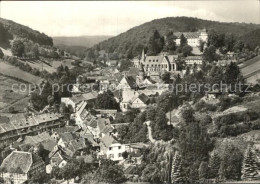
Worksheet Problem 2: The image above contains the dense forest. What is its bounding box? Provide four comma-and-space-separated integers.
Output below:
0, 18, 53, 48
91, 17, 260, 57
240, 29, 260, 50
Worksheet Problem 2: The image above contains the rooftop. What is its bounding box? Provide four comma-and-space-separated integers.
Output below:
0, 151, 43, 174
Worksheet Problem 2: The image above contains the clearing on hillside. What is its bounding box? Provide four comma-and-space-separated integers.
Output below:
0, 75, 30, 112
0, 61, 43, 84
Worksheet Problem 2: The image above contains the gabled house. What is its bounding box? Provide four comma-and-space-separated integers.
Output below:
98, 134, 130, 161
120, 90, 149, 112
0, 151, 45, 184
49, 150, 67, 169
131, 93, 149, 110
117, 75, 138, 90
61, 92, 98, 112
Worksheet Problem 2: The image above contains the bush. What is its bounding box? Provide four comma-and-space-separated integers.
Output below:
250, 119, 260, 130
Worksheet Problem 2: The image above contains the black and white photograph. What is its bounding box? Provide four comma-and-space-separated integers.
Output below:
0, 1, 260, 183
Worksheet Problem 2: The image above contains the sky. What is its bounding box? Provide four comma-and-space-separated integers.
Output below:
0, 1, 259, 37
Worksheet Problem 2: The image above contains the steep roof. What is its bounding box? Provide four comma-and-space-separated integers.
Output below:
100, 125, 114, 135
70, 94, 87, 104
0, 151, 42, 174
137, 93, 149, 104
128, 67, 139, 77
124, 76, 138, 89
113, 90, 122, 100
174, 32, 200, 39
82, 91, 98, 101
54, 126, 77, 134
100, 134, 118, 148
66, 138, 86, 156
186, 56, 203, 60
59, 132, 75, 143
0, 113, 61, 134
87, 118, 98, 128
23, 132, 52, 144
165, 55, 178, 63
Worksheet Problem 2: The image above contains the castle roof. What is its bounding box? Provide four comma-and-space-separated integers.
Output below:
174, 32, 200, 39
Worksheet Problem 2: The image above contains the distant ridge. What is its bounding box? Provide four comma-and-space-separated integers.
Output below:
53, 35, 112, 48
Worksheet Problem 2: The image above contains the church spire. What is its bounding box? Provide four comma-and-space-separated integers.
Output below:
141, 49, 145, 61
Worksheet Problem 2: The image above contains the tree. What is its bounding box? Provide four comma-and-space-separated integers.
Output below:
28, 172, 50, 184
178, 106, 214, 179
163, 31, 176, 52
119, 59, 133, 72
203, 45, 218, 62
96, 159, 126, 183
225, 62, 241, 84
161, 72, 171, 84
0, 49, 4, 58
209, 152, 220, 179
180, 34, 187, 49
199, 161, 208, 180
95, 91, 119, 110
233, 40, 244, 52
147, 30, 164, 55
157, 91, 178, 112
32, 44, 39, 59
11, 39, 25, 57
151, 108, 174, 141
220, 144, 243, 180
199, 41, 205, 52
241, 145, 258, 181
224, 34, 235, 52
171, 151, 185, 183
47, 95, 55, 106
8, 107, 15, 113
122, 151, 129, 159
207, 30, 219, 47
182, 45, 193, 57
207, 65, 223, 85
87, 49, 95, 62
59, 102, 68, 114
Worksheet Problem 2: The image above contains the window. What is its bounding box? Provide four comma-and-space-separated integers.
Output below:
119, 153, 122, 157
109, 147, 112, 151
118, 146, 121, 149
149, 60, 151, 62
153, 60, 155, 62
109, 154, 114, 158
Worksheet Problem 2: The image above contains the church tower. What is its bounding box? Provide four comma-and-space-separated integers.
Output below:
141, 49, 146, 62
138, 63, 145, 81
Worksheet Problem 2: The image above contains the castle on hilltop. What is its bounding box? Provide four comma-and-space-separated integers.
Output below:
174, 29, 208, 47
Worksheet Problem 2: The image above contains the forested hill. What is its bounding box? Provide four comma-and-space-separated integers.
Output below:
0, 18, 53, 48
91, 16, 260, 56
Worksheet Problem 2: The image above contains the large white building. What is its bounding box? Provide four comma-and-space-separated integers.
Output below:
174, 29, 208, 47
